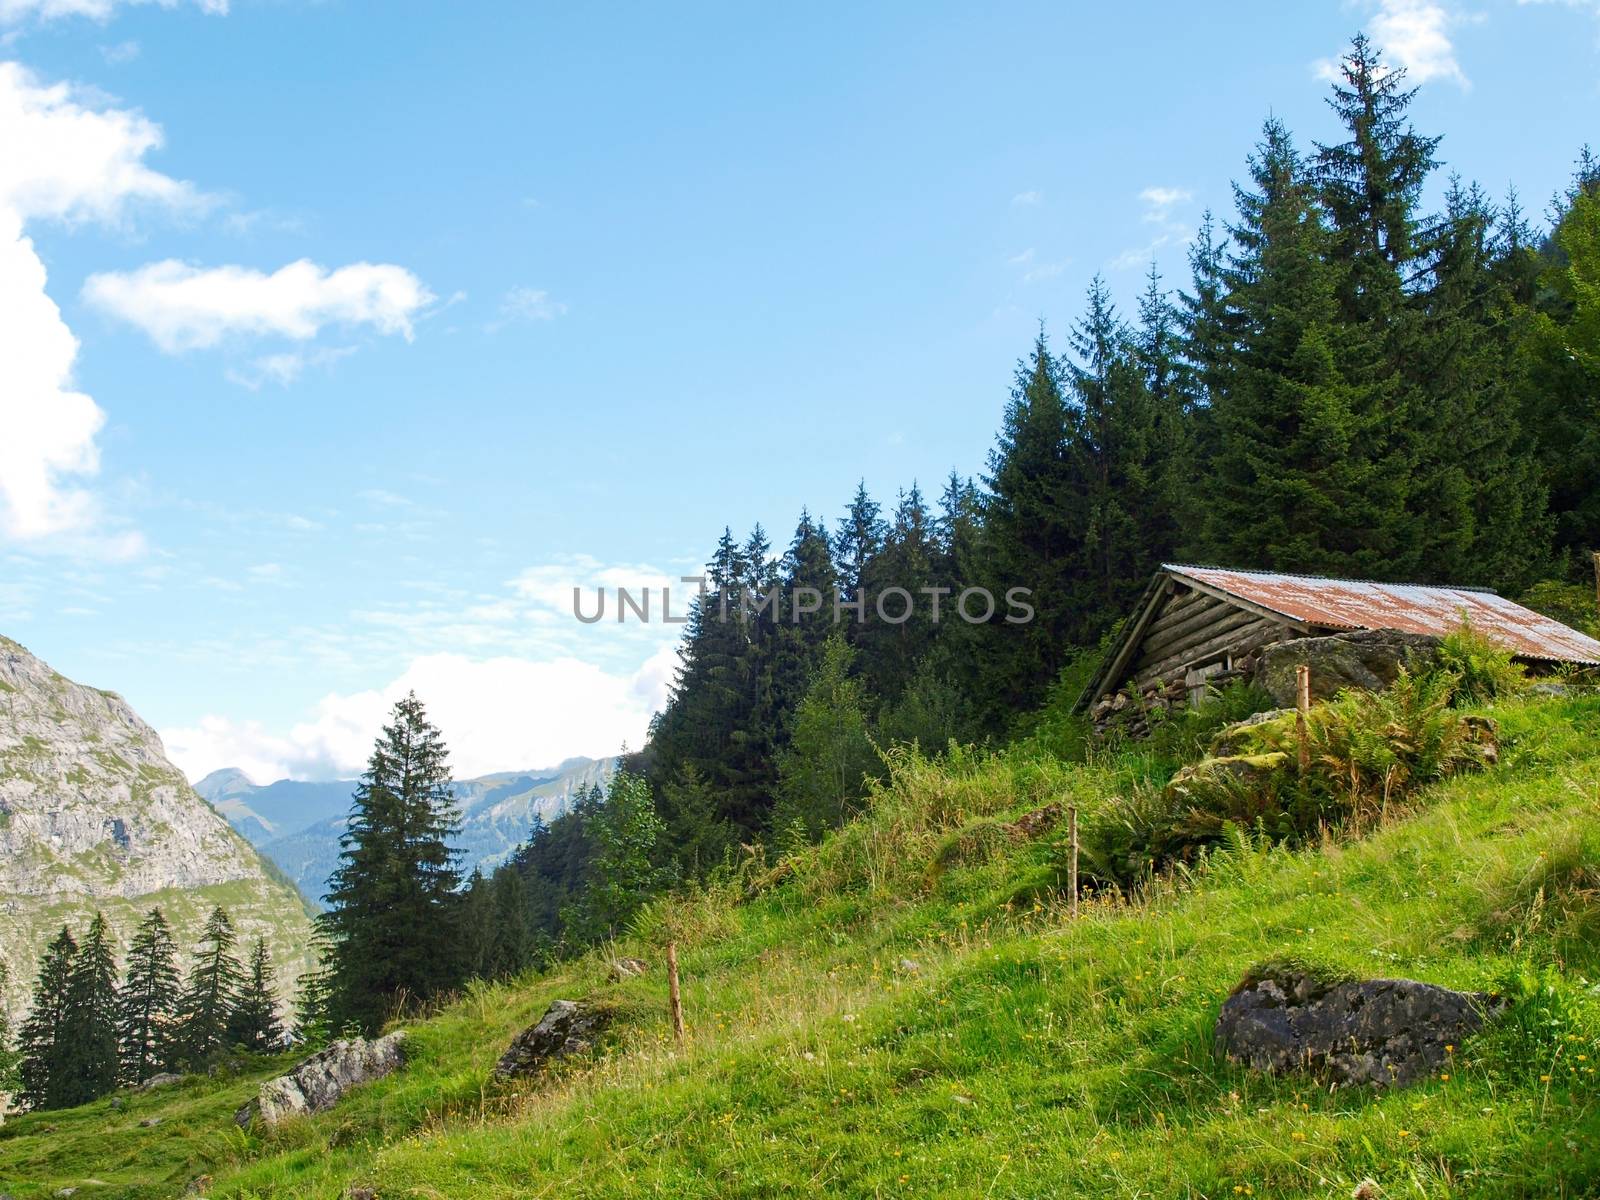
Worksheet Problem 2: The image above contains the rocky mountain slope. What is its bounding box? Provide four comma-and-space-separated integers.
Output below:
232, 757, 614, 907
0, 636, 315, 1024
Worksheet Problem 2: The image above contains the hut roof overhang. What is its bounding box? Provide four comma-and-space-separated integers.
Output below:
1074, 564, 1600, 713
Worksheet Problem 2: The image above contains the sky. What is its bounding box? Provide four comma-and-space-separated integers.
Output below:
1, 0, 1596, 785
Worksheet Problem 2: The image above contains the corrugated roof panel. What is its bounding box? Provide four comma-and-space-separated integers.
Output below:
1166, 565, 1600, 665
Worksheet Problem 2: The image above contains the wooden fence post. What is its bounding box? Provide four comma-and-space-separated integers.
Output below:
1296, 664, 1311, 776
667, 940, 685, 1048
1068, 805, 1079, 920
1592, 551, 1599, 608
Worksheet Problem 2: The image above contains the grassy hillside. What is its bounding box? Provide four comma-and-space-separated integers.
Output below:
4, 693, 1599, 1198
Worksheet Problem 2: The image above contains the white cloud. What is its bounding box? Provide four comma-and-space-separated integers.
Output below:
83, 258, 435, 352
487, 285, 566, 331
0, 61, 201, 554
1010, 189, 1043, 206
1371, 0, 1469, 86
1111, 185, 1194, 272
225, 344, 357, 390
98, 39, 139, 63
164, 646, 676, 781
1006, 246, 1070, 284
1139, 186, 1192, 215
1315, 1, 1469, 88
0, 0, 225, 22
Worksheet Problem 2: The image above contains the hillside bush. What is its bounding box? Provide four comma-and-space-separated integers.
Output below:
1436, 621, 1529, 704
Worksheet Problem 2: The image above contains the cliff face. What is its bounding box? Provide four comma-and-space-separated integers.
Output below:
0, 636, 315, 1023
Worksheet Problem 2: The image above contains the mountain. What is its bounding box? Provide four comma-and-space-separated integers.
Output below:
0, 637, 316, 1025
193, 769, 353, 847
212, 757, 616, 907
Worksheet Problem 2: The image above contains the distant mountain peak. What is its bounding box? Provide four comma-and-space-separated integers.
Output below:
194, 766, 260, 800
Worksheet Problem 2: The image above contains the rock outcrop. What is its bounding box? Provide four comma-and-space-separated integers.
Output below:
1216, 964, 1501, 1087
235, 1032, 408, 1128
0, 636, 315, 1023
1255, 630, 1442, 708
494, 1000, 611, 1078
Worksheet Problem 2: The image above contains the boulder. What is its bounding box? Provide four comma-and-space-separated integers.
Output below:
1255, 629, 1442, 707
494, 1000, 611, 1079
1207, 709, 1295, 758
1008, 802, 1064, 840
607, 957, 650, 981
1216, 963, 1501, 1087
1165, 752, 1289, 805
139, 1072, 182, 1091
234, 1031, 407, 1129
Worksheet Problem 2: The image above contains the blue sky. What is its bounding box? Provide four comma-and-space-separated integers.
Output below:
1, 0, 1596, 782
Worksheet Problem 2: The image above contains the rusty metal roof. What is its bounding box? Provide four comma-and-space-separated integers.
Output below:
1167, 565, 1600, 665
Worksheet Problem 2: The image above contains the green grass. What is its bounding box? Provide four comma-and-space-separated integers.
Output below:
5, 695, 1600, 1198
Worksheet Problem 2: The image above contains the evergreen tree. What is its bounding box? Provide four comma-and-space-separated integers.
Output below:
458, 868, 496, 981
320, 692, 464, 1033
18, 926, 77, 1110
0, 961, 19, 1099
118, 908, 180, 1084
487, 865, 534, 979
58, 912, 121, 1106
1199, 118, 1404, 575
1520, 179, 1600, 576
833, 481, 887, 605
227, 939, 283, 1053
857, 483, 938, 704
1062, 275, 1173, 635
772, 637, 879, 841
292, 954, 335, 1047
977, 329, 1074, 721
566, 769, 668, 942
175, 906, 244, 1067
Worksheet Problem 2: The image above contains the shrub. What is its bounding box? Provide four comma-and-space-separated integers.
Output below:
1436, 620, 1529, 705
1082, 668, 1494, 887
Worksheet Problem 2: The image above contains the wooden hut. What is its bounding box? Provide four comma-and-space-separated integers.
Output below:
1076, 564, 1600, 724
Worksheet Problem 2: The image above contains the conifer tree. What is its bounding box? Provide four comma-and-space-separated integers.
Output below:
227, 938, 283, 1052
487, 865, 533, 979
18, 926, 76, 1110
176, 906, 244, 1067
0, 961, 19, 1099
977, 329, 1074, 720
772, 637, 879, 841
857, 484, 938, 704
566, 769, 668, 942
1062, 275, 1172, 635
1200, 118, 1403, 575
320, 692, 464, 1033
833, 481, 887, 605
118, 908, 180, 1083
57, 912, 121, 1106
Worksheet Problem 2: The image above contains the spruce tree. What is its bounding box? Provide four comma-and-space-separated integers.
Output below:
118, 908, 180, 1083
1200, 118, 1404, 576
18, 926, 76, 1110
175, 906, 244, 1066
320, 692, 464, 1032
772, 637, 879, 841
487, 866, 533, 979
977, 329, 1075, 720
0, 961, 19, 1099
566, 769, 668, 942
54, 912, 120, 1106
227, 939, 283, 1053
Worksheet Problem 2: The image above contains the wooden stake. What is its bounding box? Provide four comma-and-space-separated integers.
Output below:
666, 940, 685, 1048
1296, 664, 1311, 776
1592, 551, 1600, 608
1068, 805, 1079, 920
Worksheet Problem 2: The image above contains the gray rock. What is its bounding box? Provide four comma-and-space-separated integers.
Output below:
494, 1000, 611, 1079
1207, 708, 1294, 757
1216, 964, 1501, 1087
109, 1096, 125, 1110
140, 1117, 162, 1128
140, 1072, 183, 1091
607, 957, 650, 980
1255, 629, 1442, 708
235, 1031, 407, 1129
